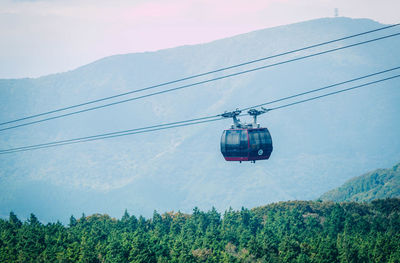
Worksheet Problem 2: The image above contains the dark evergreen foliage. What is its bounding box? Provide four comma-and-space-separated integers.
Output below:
320, 162, 400, 202
1, 199, 400, 262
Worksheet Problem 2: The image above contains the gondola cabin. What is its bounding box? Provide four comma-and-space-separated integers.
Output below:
220, 108, 273, 162
221, 128, 273, 162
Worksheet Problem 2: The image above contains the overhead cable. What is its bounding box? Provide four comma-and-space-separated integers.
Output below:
0, 115, 220, 154
268, 74, 400, 111
239, 65, 400, 111
2, 23, 398, 127
1, 32, 400, 133
1, 73, 399, 154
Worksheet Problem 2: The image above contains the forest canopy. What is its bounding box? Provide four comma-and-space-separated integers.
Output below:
1, 199, 400, 262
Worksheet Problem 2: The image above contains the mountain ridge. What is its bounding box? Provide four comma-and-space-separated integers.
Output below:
1, 17, 400, 222
26, 17, 385, 82
320, 162, 400, 202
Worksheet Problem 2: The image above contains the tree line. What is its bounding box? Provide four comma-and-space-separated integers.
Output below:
1, 198, 399, 262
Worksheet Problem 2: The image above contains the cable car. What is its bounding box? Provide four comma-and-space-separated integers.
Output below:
220, 108, 273, 162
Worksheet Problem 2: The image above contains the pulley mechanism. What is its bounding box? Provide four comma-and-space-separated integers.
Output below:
221, 107, 270, 129
221, 109, 242, 128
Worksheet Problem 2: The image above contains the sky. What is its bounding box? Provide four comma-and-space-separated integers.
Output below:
0, 0, 399, 79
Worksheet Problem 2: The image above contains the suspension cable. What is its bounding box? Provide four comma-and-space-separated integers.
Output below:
1, 32, 400, 133
239, 65, 400, 111
268, 74, 400, 111
0, 115, 220, 153
1, 73, 398, 154
1, 23, 397, 127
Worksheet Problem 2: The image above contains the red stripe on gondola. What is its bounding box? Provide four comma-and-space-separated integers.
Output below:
224, 155, 271, 161
224, 157, 249, 161
246, 129, 250, 160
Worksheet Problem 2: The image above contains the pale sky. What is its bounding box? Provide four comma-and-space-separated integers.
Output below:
0, 0, 399, 78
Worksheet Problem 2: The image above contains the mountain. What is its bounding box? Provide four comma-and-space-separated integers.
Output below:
320, 162, 400, 202
1, 17, 400, 223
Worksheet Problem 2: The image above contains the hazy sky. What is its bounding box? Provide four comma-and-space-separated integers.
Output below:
0, 0, 399, 78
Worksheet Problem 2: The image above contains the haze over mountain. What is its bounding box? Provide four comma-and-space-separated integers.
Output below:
1, 17, 400, 223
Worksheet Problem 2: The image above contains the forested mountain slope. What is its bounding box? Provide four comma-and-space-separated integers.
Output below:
1, 199, 400, 262
320, 162, 400, 202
